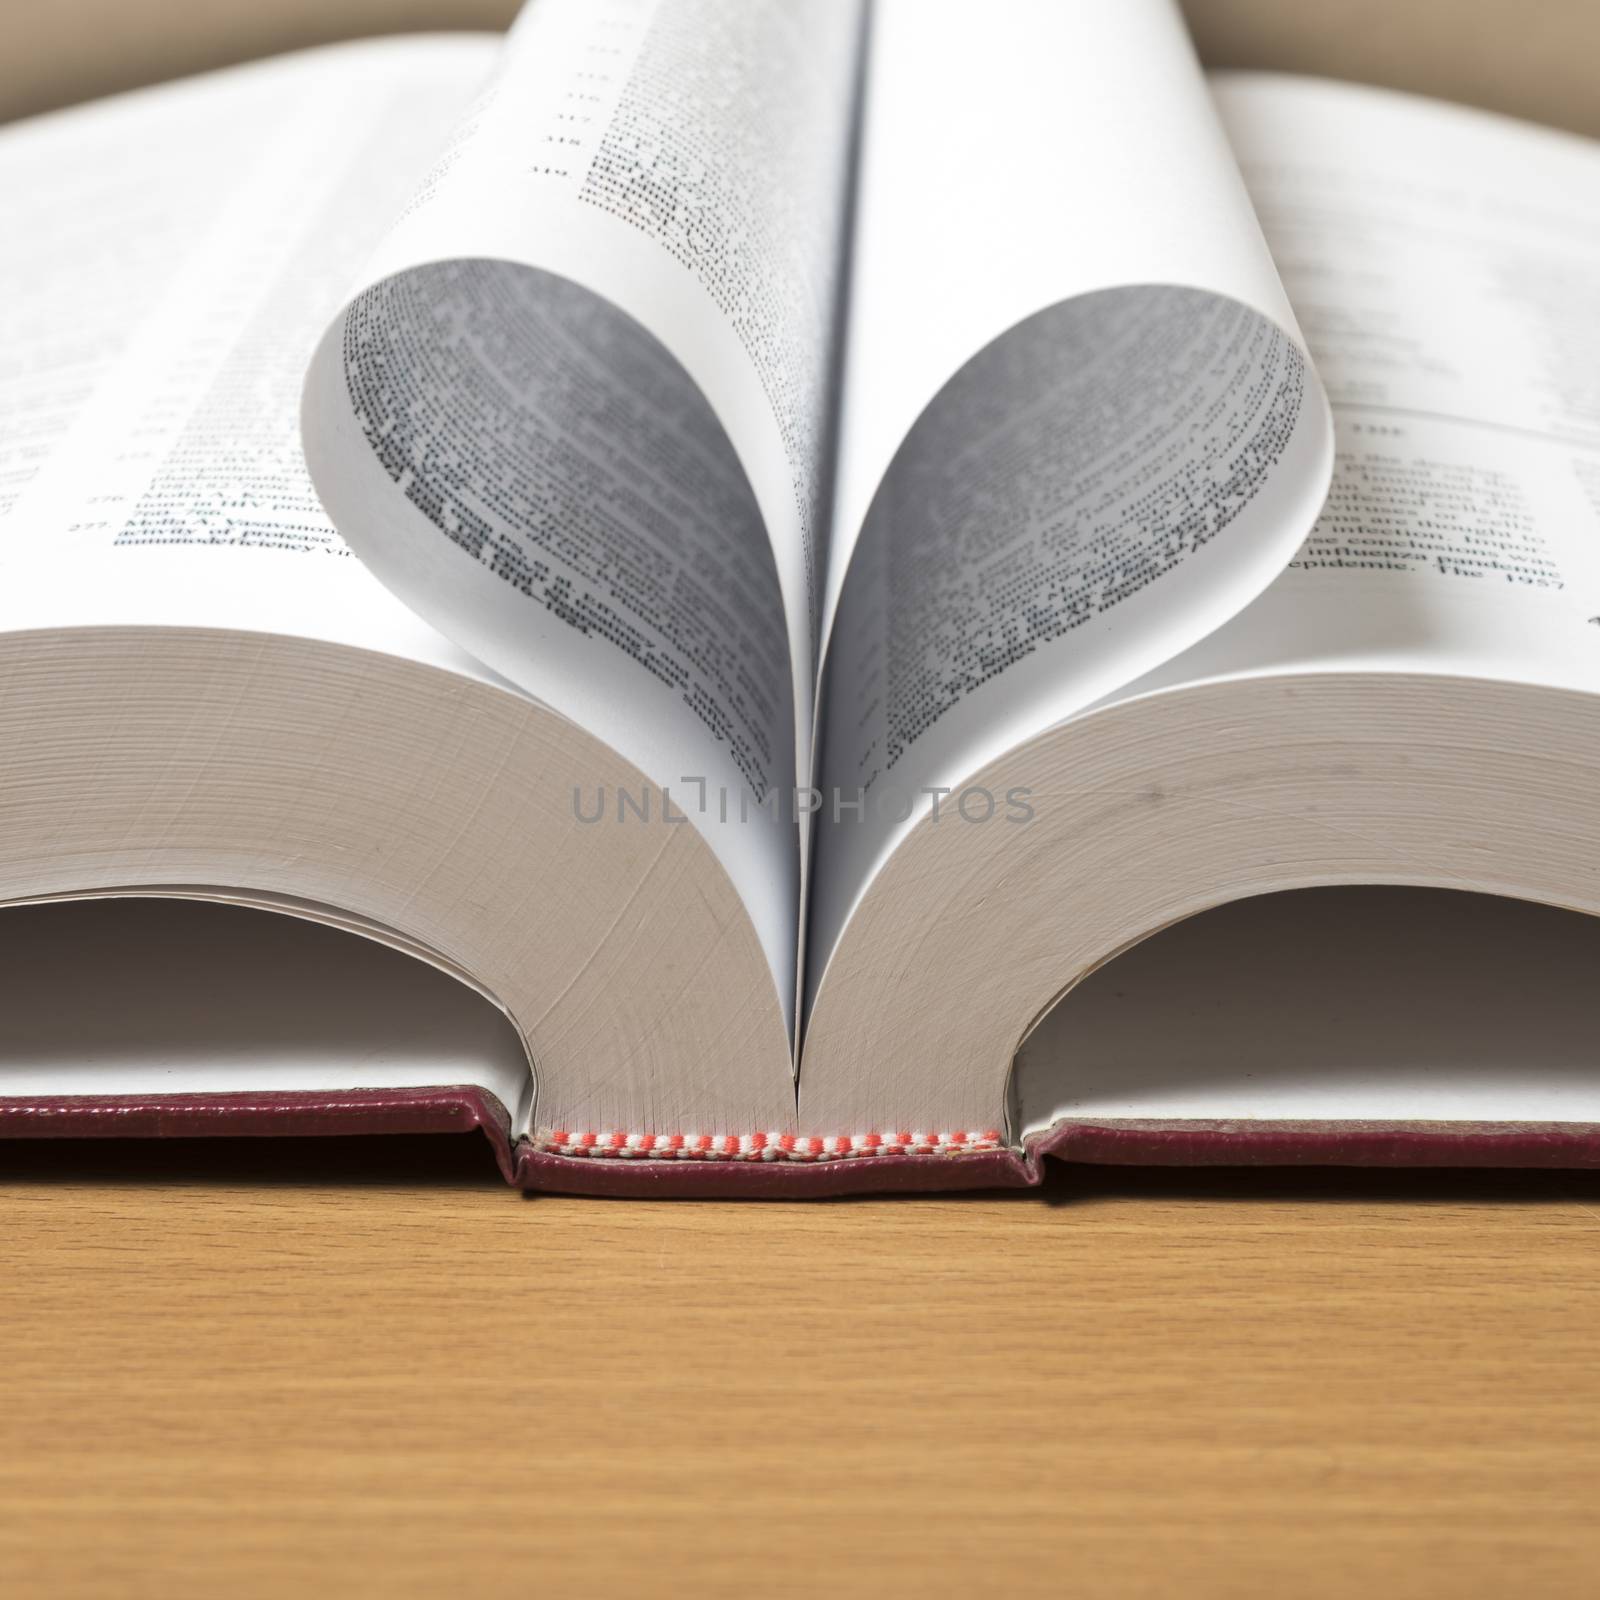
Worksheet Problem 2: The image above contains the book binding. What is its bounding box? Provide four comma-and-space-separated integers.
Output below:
4, 1091, 1599, 1195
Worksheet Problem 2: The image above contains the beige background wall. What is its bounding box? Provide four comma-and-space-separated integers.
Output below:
2, 0, 1597, 134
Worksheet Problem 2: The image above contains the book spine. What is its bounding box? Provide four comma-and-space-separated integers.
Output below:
5, 1098, 1600, 1193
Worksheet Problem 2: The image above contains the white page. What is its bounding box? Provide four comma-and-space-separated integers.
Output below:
0, 895, 531, 1117
0, 37, 501, 679
0, 81, 258, 519
1134, 74, 1600, 700
302, 1, 868, 1024
1015, 887, 1600, 1132
806, 0, 1335, 1005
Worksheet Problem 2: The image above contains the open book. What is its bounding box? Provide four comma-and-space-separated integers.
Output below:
4, 0, 1600, 1194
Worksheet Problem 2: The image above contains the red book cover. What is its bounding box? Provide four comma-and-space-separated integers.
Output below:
5, 1090, 1599, 1196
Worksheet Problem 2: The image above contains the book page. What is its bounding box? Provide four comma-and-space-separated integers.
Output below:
1014, 887, 1600, 1134
1139, 74, 1600, 697
0, 37, 500, 677
0, 82, 246, 519
0, 895, 532, 1121
302, 1, 868, 1013
806, 0, 1335, 1004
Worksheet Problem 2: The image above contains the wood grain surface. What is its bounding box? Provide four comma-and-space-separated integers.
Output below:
2, 1136, 1598, 1598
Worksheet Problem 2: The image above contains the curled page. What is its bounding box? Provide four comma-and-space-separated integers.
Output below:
807, 0, 1335, 1000
303, 0, 868, 1019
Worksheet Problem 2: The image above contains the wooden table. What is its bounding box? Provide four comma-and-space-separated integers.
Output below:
3, 1136, 1597, 1597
